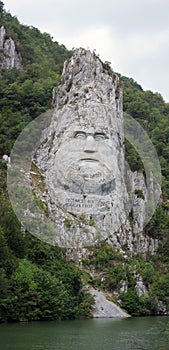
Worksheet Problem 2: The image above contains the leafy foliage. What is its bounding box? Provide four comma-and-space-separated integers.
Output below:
0, 3, 169, 321
0, 6, 92, 323
83, 243, 169, 316
0, 4, 71, 156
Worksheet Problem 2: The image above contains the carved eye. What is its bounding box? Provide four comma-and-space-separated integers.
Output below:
74, 131, 86, 140
94, 133, 106, 141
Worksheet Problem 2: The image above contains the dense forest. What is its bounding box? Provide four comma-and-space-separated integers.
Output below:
0, 2, 169, 322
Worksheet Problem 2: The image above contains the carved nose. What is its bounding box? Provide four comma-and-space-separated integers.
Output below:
84, 135, 96, 153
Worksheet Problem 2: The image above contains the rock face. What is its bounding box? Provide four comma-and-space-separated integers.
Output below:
34, 48, 160, 254
0, 26, 23, 70
135, 276, 148, 297
88, 286, 130, 318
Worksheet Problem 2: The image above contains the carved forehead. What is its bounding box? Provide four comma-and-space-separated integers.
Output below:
55, 101, 113, 136
78, 101, 109, 119
68, 121, 109, 135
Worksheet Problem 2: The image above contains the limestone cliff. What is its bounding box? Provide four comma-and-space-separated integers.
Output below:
0, 26, 23, 70
8, 47, 163, 317
87, 286, 130, 318
33, 48, 160, 255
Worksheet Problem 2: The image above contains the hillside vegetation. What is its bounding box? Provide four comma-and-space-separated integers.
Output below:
0, 2, 169, 321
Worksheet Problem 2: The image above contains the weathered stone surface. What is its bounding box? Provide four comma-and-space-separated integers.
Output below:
87, 286, 130, 318
7, 47, 163, 317
135, 276, 148, 297
2, 154, 11, 164
156, 299, 169, 315
34, 48, 160, 253
0, 26, 23, 70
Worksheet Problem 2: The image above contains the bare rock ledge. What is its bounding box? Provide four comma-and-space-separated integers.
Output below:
88, 286, 130, 318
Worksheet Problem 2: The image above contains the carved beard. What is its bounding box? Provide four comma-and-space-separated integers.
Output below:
54, 159, 116, 195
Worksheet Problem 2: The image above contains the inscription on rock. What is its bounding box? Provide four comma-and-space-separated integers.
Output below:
66, 198, 95, 209
34, 48, 130, 246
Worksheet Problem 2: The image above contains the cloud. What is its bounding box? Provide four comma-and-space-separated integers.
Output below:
4, 0, 169, 101
5, 0, 169, 35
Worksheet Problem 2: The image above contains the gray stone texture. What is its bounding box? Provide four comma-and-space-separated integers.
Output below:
0, 26, 23, 70
34, 48, 159, 254
88, 286, 130, 318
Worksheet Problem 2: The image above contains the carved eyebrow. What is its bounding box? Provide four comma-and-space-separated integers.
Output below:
94, 132, 108, 139
74, 131, 86, 138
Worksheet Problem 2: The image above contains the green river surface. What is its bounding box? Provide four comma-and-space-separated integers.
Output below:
0, 317, 169, 350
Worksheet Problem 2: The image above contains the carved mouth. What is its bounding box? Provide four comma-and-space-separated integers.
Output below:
80, 158, 99, 162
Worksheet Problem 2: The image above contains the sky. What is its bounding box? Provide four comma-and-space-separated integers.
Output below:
3, 0, 169, 102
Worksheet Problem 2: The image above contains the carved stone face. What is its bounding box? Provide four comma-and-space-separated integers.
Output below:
53, 122, 117, 195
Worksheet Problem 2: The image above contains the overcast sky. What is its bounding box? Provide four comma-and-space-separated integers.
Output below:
3, 0, 169, 102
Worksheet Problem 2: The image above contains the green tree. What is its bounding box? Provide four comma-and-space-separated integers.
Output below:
120, 288, 141, 315
142, 263, 155, 286
0, 1, 4, 13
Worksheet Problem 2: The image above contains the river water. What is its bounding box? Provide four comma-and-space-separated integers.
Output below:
0, 317, 169, 350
